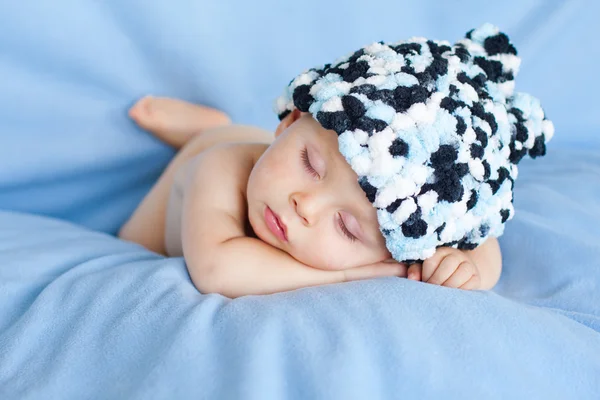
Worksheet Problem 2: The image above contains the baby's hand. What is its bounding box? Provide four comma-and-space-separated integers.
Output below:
406, 247, 481, 290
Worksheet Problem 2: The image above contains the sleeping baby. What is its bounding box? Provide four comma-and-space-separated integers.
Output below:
119, 24, 553, 298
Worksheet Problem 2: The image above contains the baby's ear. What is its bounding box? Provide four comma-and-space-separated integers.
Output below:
456, 23, 521, 98
275, 108, 302, 137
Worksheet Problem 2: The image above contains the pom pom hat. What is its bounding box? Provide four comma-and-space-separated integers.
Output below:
274, 23, 554, 262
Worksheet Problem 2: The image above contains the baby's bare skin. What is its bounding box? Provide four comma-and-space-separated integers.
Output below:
120, 97, 502, 297
121, 96, 273, 255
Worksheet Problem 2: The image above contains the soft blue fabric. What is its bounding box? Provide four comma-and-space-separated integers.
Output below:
1, 0, 599, 399
1, 149, 600, 399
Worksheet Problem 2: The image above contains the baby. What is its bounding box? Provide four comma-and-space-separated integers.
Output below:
119, 24, 552, 298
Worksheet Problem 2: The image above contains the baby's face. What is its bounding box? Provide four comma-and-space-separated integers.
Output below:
246, 110, 391, 271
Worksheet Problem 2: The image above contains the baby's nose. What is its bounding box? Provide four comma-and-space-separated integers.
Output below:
291, 192, 324, 227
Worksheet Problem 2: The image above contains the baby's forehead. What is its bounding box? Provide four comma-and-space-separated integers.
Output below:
300, 115, 348, 154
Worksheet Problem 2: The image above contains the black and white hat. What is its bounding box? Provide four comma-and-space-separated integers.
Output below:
275, 23, 554, 262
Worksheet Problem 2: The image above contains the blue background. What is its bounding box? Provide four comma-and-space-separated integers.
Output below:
0, 1, 599, 399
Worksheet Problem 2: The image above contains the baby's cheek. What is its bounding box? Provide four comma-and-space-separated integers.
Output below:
299, 243, 353, 271
290, 229, 366, 270
294, 251, 330, 270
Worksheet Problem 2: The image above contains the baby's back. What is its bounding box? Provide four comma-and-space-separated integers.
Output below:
165, 138, 270, 256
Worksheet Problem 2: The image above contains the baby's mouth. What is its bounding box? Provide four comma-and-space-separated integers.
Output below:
264, 205, 288, 242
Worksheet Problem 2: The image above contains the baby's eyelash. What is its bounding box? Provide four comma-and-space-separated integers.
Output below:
301, 147, 319, 179
338, 214, 357, 242
301, 147, 354, 243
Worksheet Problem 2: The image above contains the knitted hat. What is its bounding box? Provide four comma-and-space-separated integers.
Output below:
274, 23, 554, 262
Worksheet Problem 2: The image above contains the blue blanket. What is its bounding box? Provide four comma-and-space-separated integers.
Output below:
1, 1, 599, 398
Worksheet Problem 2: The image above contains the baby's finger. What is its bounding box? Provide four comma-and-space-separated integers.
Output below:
421, 260, 437, 283
441, 262, 474, 288
426, 254, 461, 285
407, 264, 422, 281
421, 248, 451, 282
459, 274, 481, 290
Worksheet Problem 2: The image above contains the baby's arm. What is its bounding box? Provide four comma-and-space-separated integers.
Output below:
181, 143, 407, 298
407, 238, 502, 290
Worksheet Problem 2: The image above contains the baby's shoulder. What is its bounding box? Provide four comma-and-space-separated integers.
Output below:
187, 140, 267, 187
208, 140, 269, 168
203, 124, 272, 161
